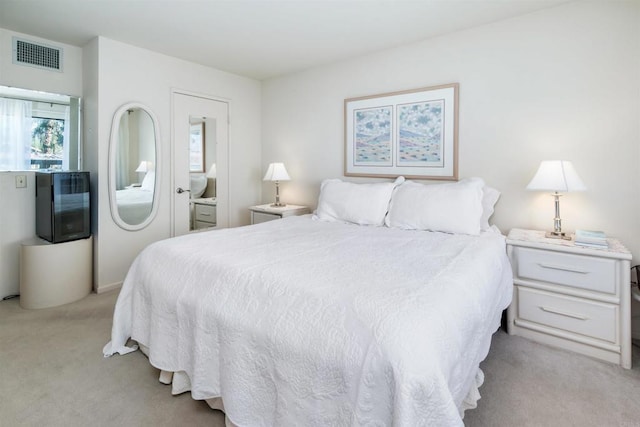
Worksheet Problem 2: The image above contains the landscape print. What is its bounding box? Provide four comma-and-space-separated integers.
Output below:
397, 100, 444, 165
345, 83, 457, 179
354, 106, 392, 165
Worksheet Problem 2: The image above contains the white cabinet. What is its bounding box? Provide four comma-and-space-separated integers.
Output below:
506, 229, 632, 368
249, 204, 309, 225
20, 236, 93, 309
192, 198, 217, 230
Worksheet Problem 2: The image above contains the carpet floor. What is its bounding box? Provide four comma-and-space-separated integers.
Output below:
1, 290, 638, 426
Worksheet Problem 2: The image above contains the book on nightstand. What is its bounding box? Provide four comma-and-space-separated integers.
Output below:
574, 229, 608, 248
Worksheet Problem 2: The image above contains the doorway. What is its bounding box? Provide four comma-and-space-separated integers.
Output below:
171, 91, 229, 236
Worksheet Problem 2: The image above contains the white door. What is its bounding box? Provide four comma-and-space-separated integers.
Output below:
172, 91, 229, 236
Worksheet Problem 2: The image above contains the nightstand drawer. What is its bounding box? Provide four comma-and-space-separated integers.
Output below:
516, 247, 616, 294
194, 220, 215, 230
252, 211, 278, 224
518, 287, 617, 343
195, 204, 217, 222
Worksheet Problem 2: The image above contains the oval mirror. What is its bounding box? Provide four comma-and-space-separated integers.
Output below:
108, 103, 160, 230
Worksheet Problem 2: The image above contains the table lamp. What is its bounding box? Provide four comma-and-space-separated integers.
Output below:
527, 160, 586, 240
263, 162, 290, 207
135, 160, 149, 173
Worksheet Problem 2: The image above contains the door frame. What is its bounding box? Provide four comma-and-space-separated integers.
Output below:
170, 88, 230, 237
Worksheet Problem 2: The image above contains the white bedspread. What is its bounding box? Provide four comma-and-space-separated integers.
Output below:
115, 187, 153, 224
104, 216, 512, 426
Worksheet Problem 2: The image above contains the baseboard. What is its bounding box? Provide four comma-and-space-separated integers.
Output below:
96, 281, 123, 294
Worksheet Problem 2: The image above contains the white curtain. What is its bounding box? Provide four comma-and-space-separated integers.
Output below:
116, 113, 130, 190
0, 98, 32, 171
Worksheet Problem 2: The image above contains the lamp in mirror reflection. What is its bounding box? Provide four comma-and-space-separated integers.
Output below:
527, 160, 586, 240
135, 160, 152, 182
263, 162, 290, 207
135, 160, 153, 173
207, 163, 217, 178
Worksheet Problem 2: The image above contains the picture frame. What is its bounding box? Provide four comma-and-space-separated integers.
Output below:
344, 83, 458, 180
189, 122, 205, 172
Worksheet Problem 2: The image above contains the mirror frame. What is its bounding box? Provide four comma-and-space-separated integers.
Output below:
108, 102, 161, 231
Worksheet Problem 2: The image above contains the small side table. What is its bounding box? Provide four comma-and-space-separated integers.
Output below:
20, 236, 93, 309
249, 204, 310, 225
192, 197, 217, 230
506, 228, 632, 368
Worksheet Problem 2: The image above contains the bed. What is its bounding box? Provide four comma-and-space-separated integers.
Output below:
115, 171, 156, 224
104, 177, 512, 426
115, 186, 154, 224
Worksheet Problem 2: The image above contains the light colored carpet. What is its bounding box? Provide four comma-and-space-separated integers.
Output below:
0, 290, 638, 426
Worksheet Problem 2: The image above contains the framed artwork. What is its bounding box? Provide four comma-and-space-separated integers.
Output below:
344, 83, 458, 180
189, 122, 205, 172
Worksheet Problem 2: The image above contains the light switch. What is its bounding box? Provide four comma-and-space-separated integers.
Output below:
15, 175, 26, 188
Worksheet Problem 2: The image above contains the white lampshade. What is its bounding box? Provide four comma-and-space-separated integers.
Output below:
135, 161, 150, 173
207, 163, 217, 178
526, 160, 586, 192
263, 162, 290, 182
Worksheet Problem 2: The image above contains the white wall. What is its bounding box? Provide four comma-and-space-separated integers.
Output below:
0, 172, 35, 297
0, 28, 83, 97
0, 28, 83, 298
262, 2, 640, 331
84, 37, 261, 293
263, 1, 639, 255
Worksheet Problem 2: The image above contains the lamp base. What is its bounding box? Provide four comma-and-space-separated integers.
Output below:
270, 202, 286, 207
545, 231, 572, 241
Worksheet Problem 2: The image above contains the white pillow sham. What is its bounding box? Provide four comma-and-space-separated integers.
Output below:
457, 177, 501, 231
385, 178, 485, 235
315, 176, 404, 226
480, 184, 500, 231
140, 171, 155, 192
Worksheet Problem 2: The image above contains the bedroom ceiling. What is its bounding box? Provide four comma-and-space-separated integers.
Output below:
0, 0, 567, 80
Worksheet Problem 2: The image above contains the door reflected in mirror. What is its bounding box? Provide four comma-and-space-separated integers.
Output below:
109, 103, 160, 230
189, 115, 217, 231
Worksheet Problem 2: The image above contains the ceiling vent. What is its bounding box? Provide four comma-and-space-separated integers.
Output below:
12, 37, 63, 72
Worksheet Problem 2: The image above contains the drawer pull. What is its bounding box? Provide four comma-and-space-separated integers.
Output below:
199, 212, 211, 216
539, 306, 589, 320
538, 263, 589, 274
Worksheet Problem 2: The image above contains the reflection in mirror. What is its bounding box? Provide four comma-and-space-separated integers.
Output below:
189, 121, 204, 172
0, 85, 81, 171
189, 115, 217, 231
109, 103, 160, 230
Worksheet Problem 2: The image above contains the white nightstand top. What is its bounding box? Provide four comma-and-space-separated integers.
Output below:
507, 228, 631, 260
192, 197, 217, 206
249, 204, 309, 214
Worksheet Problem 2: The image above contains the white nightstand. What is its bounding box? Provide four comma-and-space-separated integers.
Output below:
249, 204, 310, 225
506, 228, 632, 368
192, 198, 217, 229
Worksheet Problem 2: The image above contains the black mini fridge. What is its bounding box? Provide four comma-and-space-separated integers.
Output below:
35, 171, 91, 243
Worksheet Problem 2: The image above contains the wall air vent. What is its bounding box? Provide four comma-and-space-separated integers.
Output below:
12, 37, 63, 72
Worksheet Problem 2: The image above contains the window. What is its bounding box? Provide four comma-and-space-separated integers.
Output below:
30, 102, 68, 170
0, 86, 81, 171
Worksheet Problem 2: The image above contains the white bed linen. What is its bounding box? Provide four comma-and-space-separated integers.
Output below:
104, 216, 512, 426
115, 187, 153, 224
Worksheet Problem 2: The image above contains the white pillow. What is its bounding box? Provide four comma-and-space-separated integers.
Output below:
140, 171, 155, 192
385, 178, 485, 235
315, 177, 405, 226
480, 185, 500, 231
458, 178, 501, 231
